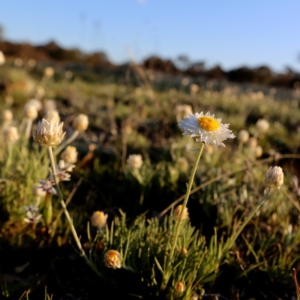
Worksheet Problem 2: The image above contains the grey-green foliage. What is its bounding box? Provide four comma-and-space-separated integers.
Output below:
90, 210, 225, 299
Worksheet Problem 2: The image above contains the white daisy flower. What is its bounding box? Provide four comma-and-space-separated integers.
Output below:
178, 111, 235, 147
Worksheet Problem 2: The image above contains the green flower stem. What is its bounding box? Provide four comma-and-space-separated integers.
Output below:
55, 130, 79, 154
163, 143, 205, 289
48, 146, 98, 274
221, 187, 272, 260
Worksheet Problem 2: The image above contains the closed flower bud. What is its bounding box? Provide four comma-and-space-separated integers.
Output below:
24, 103, 38, 120
4, 126, 19, 143
175, 281, 185, 294
104, 250, 122, 269
2, 109, 13, 122
73, 114, 89, 131
45, 109, 60, 123
177, 157, 189, 173
33, 118, 65, 147
237, 130, 249, 144
256, 119, 269, 134
127, 154, 143, 170
27, 99, 42, 111
44, 67, 54, 78
60, 146, 78, 164
174, 205, 189, 220
91, 211, 108, 230
0, 51, 5, 65
265, 166, 284, 189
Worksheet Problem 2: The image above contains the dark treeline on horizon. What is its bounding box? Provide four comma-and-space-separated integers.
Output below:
1, 39, 300, 89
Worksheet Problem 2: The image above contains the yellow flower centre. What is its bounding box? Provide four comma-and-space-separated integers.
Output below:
198, 116, 220, 131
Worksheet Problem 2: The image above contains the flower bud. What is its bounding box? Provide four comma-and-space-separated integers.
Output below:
127, 154, 143, 170
256, 119, 269, 134
0, 51, 5, 65
91, 211, 108, 230
2, 109, 13, 122
104, 250, 122, 269
60, 146, 78, 164
237, 130, 249, 144
24, 103, 38, 120
174, 205, 189, 220
265, 166, 284, 189
3, 126, 19, 143
175, 281, 185, 295
73, 114, 89, 131
44, 67, 54, 78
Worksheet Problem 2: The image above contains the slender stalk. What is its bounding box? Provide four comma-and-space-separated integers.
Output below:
221, 188, 272, 260
25, 119, 33, 140
163, 143, 205, 288
47, 146, 97, 272
55, 130, 79, 154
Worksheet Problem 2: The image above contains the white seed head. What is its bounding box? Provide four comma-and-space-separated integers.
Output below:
73, 114, 89, 131
33, 118, 65, 147
265, 166, 284, 189
60, 146, 78, 164
127, 154, 143, 170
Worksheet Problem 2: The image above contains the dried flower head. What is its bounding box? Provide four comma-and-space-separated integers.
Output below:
3, 126, 19, 143
33, 118, 65, 147
237, 129, 249, 144
60, 146, 78, 164
178, 111, 235, 146
73, 114, 89, 131
265, 166, 284, 190
127, 154, 143, 170
174, 205, 189, 220
104, 250, 122, 269
91, 211, 108, 230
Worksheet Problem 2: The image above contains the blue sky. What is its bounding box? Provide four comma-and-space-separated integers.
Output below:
1, 0, 300, 71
